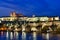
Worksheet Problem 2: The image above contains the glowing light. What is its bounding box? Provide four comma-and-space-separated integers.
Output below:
46, 33, 49, 40
0, 21, 1, 23
55, 17, 59, 20
6, 31, 9, 38
33, 32, 36, 40
22, 25, 26, 32
31, 27, 37, 31
10, 32, 13, 39
40, 17, 48, 21
22, 32, 26, 40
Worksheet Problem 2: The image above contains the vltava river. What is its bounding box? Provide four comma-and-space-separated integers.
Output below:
0, 31, 60, 40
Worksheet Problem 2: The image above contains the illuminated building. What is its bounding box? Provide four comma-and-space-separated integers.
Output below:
54, 17, 59, 20
10, 12, 24, 17
0, 12, 59, 22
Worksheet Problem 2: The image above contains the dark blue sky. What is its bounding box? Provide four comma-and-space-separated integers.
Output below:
0, 0, 60, 16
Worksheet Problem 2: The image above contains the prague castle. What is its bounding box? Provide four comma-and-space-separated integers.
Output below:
0, 12, 59, 22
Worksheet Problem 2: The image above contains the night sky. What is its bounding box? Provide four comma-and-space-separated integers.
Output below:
0, 0, 60, 16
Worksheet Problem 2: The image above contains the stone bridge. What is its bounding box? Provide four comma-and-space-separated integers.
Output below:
2, 21, 60, 32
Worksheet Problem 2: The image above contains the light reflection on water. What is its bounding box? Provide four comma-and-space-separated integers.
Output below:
14, 32, 19, 40
10, 32, 13, 40
22, 32, 26, 40
33, 32, 36, 40
0, 31, 60, 40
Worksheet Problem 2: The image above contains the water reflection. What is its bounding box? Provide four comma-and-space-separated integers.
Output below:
26, 32, 33, 40
46, 33, 49, 40
22, 32, 26, 40
33, 32, 36, 40
42, 33, 50, 40
10, 32, 14, 40
1, 31, 4, 36
14, 32, 19, 40
0, 31, 60, 40
6, 31, 9, 40
49, 33, 58, 40
6, 31, 8, 38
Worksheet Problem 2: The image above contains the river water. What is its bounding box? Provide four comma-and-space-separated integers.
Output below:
0, 31, 60, 40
